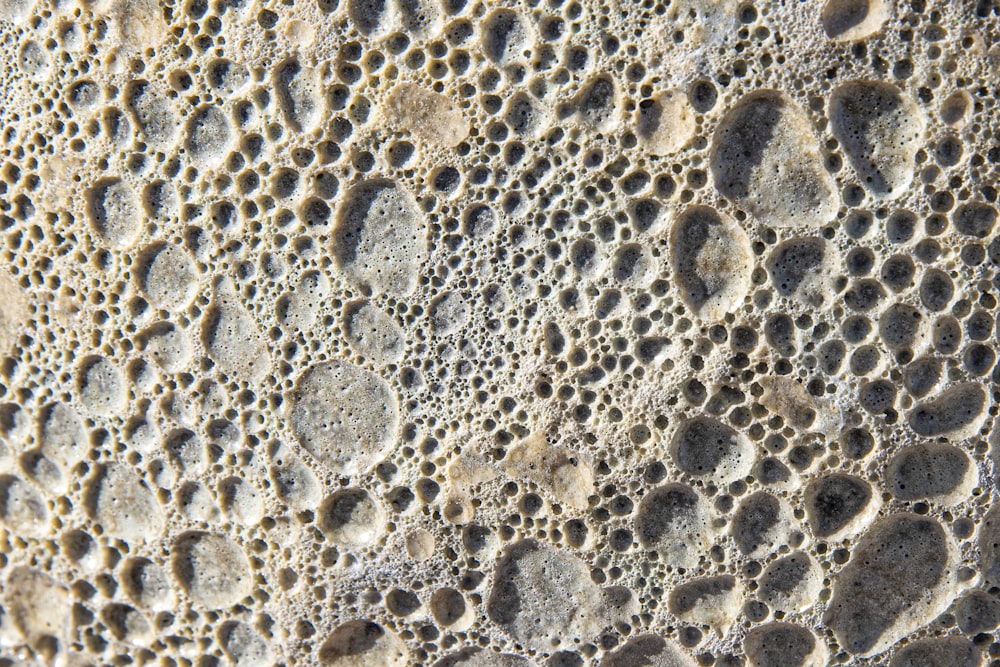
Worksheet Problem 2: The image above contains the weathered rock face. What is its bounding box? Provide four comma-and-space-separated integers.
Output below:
745, 623, 827, 667
289, 360, 399, 475
0, 0, 995, 664
829, 80, 925, 200
889, 637, 981, 667
487, 539, 635, 651
601, 635, 696, 667
670, 205, 753, 321
711, 90, 838, 227
318, 620, 409, 666
671, 416, 754, 484
804, 473, 878, 540
636, 483, 712, 568
825, 513, 961, 657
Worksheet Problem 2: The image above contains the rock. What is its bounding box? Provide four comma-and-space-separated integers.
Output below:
824, 513, 961, 657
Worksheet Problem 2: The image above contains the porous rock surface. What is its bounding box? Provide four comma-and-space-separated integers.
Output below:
0, 0, 995, 665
